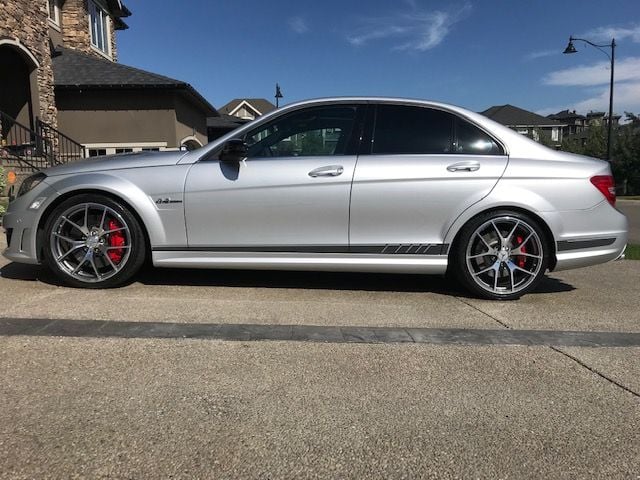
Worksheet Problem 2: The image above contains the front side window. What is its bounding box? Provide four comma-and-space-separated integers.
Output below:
373, 105, 453, 155
244, 106, 358, 158
89, 0, 110, 54
455, 117, 504, 155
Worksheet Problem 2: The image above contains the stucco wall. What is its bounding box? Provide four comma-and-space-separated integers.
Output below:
174, 95, 209, 147
56, 89, 182, 146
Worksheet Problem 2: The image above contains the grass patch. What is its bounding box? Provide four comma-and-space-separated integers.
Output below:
619, 196, 640, 200
625, 244, 640, 260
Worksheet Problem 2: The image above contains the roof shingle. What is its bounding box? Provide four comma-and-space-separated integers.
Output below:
219, 98, 277, 116
52, 47, 216, 115
481, 104, 565, 127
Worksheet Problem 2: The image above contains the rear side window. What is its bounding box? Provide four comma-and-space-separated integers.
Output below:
373, 105, 453, 155
455, 117, 504, 155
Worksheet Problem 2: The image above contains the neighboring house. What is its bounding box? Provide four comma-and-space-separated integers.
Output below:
206, 114, 249, 142
481, 104, 566, 147
0, 0, 215, 168
585, 111, 621, 128
207, 98, 277, 141
547, 110, 587, 137
219, 98, 276, 121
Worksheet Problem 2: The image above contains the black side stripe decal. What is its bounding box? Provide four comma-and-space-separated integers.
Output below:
557, 238, 616, 251
153, 244, 449, 255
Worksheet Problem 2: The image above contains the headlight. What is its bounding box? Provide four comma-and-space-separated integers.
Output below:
17, 172, 47, 197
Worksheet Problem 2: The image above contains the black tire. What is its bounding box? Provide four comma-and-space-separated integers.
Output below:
450, 210, 551, 301
42, 193, 146, 288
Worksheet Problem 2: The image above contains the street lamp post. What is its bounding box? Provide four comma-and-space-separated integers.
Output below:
563, 36, 616, 161
275, 83, 283, 108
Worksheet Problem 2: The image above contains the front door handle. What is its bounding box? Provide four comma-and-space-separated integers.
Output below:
447, 161, 480, 172
309, 165, 344, 177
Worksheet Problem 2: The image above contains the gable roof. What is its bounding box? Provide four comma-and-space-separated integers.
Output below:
481, 104, 565, 127
52, 47, 216, 115
219, 98, 277, 116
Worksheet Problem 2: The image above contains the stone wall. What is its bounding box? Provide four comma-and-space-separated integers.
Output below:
61, 0, 117, 61
0, 0, 58, 128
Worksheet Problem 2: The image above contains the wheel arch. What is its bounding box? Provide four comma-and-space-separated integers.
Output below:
446, 205, 558, 271
36, 188, 154, 264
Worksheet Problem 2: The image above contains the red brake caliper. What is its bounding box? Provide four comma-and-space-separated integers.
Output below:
516, 235, 526, 268
107, 219, 125, 263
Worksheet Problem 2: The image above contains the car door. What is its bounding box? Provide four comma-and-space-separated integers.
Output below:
184, 104, 362, 249
349, 103, 508, 252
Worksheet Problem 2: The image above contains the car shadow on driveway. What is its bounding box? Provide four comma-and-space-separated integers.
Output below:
0, 262, 575, 297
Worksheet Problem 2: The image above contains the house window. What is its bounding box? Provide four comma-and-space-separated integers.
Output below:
551, 127, 559, 142
88, 148, 107, 157
47, 0, 61, 26
115, 148, 133, 154
89, 0, 110, 55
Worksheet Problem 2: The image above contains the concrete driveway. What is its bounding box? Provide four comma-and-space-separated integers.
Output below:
0, 234, 638, 479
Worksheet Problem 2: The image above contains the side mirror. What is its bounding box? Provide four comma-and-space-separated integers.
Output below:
219, 139, 248, 163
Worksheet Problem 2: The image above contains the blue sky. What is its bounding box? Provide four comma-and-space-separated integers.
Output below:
118, 0, 640, 116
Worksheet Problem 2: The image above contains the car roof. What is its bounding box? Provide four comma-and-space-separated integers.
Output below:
189, 97, 566, 163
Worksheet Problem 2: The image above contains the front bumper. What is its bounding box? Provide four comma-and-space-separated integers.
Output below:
2, 183, 59, 266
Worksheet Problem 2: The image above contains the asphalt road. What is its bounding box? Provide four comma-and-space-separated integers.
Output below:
0, 235, 639, 479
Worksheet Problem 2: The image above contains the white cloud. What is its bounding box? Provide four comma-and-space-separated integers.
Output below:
347, 3, 471, 52
288, 16, 309, 34
582, 23, 640, 43
572, 82, 640, 114
524, 49, 557, 61
543, 57, 640, 87
537, 82, 640, 117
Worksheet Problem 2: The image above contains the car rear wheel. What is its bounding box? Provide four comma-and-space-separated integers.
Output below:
42, 194, 146, 288
452, 210, 550, 300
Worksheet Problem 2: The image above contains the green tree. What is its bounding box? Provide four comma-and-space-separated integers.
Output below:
612, 113, 640, 195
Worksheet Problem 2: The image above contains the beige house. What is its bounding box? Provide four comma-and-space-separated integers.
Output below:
0, 0, 215, 173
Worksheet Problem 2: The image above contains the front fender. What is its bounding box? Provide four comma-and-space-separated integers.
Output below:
39, 172, 177, 247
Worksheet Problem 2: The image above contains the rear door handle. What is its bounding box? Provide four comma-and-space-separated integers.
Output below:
447, 161, 480, 172
309, 165, 344, 177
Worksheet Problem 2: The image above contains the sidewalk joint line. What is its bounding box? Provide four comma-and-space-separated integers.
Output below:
550, 346, 640, 400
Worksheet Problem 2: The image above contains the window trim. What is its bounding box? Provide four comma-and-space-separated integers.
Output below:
47, 0, 61, 29
88, 0, 111, 58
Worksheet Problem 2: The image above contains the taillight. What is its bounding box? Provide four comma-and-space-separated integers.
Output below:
590, 175, 616, 207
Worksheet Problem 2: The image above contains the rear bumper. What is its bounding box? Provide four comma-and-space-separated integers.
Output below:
552, 201, 628, 272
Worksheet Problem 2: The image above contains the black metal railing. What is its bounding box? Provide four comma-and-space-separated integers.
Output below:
36, 118, 85, 165
0, 110, 51, 170
0, 111, 85, 172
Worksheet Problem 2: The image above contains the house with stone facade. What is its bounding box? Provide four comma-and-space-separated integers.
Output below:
0, 0, 217, 182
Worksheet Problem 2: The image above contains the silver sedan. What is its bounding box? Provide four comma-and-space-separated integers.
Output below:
2, 98, 628, 299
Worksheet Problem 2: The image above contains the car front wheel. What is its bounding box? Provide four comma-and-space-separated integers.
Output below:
452, 210, 550, 300
42, 194, 146, 288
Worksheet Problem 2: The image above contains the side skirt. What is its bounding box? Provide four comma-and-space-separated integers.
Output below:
151, 251, 449, 274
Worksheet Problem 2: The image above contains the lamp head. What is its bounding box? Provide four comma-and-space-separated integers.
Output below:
563, 38, 577, 54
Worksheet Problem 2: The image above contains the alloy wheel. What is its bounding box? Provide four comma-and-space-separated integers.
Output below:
49, 202, 132, 283
465, 216, 544, 296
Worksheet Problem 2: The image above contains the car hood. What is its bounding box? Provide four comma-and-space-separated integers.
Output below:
43, 151, 186, 177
